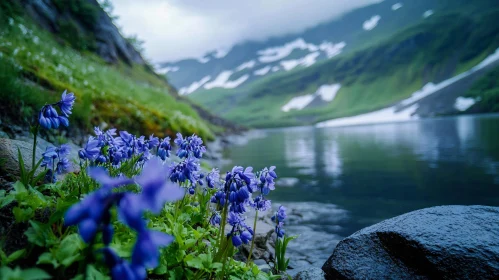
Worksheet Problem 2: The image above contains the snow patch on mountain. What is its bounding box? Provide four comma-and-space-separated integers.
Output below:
281, 52, 320, 71
213, 47, 231, 59
236, 60, 256, 71
392, 3, 403, 11
281, 83, 341, 112
272, 66, 280, 72
204, 71, 249, 90
257, 38, 318, 63
319, 41, 346, 58
454, 97, 476, 111
423, 10, 434, 18
363, 15, 381, 31
179, 76, 211, 95
155, 66, 179, 75
281, 95, 315, 112
254, 66, 271, 76
316, 84, 341, 101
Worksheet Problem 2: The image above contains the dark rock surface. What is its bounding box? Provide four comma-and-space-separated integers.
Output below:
294, 267, 325, 280
322, 205, 499, 279
23, 0, 148, 66
0, 138, 43, 178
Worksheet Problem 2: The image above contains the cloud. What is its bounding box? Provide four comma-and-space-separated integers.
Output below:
110, 0, 383, 62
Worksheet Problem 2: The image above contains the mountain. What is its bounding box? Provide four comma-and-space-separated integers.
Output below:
179, 0, 499, 128
158, 0, 480, 96
0, 0, 235, 141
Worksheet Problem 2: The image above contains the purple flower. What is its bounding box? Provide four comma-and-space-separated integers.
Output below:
232, 235, 242, 247
174, 133, 206, 159
240, 231, 252, 244
132, 230, 174, 268
88, 167, 133, 190
102, 248, 145, 280
135, 158, 184, 214
79, 137, 101, 161
148, 134, 160, 149
58, 90, 76, 116
206, 168, 220, 189
209, 213, 221, 226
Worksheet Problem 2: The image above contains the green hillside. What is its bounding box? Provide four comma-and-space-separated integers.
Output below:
0, 1, 219, 140
190, 9, 499, 128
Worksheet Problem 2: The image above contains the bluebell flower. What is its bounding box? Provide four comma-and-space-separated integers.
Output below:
57, 90, 76, 117
174, 133, 206, 159
132, 230, 174, 268
169, 156, 200, 186
272, 205, 287, 223
41, 146, 57, 168
56, 157, 71, 175
240, 231, 252, 244
209, 213, 221, 226
206, 168, 220, 189
79, 137, 101, 161
102, 247, 145, 280
232, 235, 242, 247
135, 158, 184, 214
148, 134, 160, 149
227, 212, 241, 226
88, 166, 133, 190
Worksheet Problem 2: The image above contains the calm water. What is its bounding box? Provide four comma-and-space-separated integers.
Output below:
219, 114, 499, 266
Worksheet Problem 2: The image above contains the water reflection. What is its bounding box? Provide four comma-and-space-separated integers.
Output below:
222, 114, 499, 236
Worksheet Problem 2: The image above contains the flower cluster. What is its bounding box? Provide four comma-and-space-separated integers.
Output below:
168, 133, 206, 193
38, 90, 75, 129
79, 127, 167, 166
271, 206, 287, 238
252, 166, 277, 212
41, 144, 71, 182
209, 165, 278, 247
64, 158, 184, 279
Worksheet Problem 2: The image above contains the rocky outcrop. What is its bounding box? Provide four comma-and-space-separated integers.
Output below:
22, 0, 147, 66
0, 138, 43, 179
0, 137, 80, 180
322, 205, 499, 279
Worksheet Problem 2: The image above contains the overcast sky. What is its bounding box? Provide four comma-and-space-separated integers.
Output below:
110, 0, 383, 62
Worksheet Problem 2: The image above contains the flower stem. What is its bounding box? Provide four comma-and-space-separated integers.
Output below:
246, 210, 258, 266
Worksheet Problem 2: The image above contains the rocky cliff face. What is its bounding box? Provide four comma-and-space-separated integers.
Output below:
22, 0, 146, 66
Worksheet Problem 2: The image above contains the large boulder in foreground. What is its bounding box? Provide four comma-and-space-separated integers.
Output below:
322, 205, 499, 279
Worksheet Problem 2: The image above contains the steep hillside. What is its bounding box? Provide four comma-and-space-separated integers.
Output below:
189, 6, 499, 127
0, 0, 232, 141
160, 0, 496, 97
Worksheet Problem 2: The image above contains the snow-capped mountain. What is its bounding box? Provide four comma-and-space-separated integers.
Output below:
156, 0, 443, 95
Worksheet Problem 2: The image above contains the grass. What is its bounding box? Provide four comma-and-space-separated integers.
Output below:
0, 6, 215, 140
188, 9, 499, 128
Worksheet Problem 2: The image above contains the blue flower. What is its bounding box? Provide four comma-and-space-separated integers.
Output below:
148, 134, 160, 149
132, 230, 174, 268
135, 158, 184, 214
174, 133, 206, 159
232, 235, 242, 247
240, 231, 252, 244
272, 205, 287, 223
209, 213, 221, 226
206, 168, 220, 189
57, 90, 76, 117
88, 167, 133, 190
79, 137, 101, 161
102, 247, 145, 280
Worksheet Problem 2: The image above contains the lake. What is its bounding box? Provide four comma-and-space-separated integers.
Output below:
219, 114, 499, 269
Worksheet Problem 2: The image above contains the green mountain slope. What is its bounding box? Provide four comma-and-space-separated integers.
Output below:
190, 8, 499, 128
0, 1, 227, 140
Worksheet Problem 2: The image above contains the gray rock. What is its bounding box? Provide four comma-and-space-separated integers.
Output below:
0, 138, 43, 178
322, 205, 499, 280
294, 268, 325, 280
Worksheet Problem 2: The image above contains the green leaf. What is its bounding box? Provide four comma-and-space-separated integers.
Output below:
185, 255, 204, 269
20, 268, 52, 280
12, 206, 34, 222
25, 220, 57, 247
56, 234, 84, 267
12, 181, 27, 193
37, 252, 59, 268
6, 249, 25, 264
153, 265, 168, 275
183, 238, 196, 250
85, 264, 109, 280
0, 193, 15, 208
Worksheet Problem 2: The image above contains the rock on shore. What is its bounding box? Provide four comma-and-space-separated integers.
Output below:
322, 205, 499, 279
